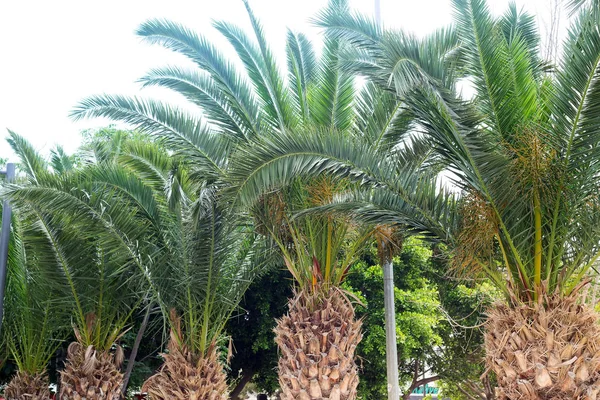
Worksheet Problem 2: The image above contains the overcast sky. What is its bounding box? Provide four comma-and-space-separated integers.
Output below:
0, 0, 566, 160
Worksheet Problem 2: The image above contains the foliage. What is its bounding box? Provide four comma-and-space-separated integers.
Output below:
3, 131, 148, 352
226, 267, 293, 395
343, 238, 494, 399
434, 280, 499, 399
224, 0, 600, 306
2, 207, 65, 376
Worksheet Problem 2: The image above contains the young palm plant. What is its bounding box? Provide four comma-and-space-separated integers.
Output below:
2, 206, 64, 399
252, 177, 370, 400
226, 1, 600, 398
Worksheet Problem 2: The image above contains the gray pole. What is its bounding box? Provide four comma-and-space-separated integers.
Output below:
375, 3, 399, 396
383, 247, 400, 400
0, 162, 15, 335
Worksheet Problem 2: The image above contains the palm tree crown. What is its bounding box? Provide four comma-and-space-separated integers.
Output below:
224, 0, 600, 304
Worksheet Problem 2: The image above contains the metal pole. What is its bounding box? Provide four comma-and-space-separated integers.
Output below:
0, 162, 15, 335
375, 0, 382, 25
383, 245, 400, 400
375, 2, 399, 396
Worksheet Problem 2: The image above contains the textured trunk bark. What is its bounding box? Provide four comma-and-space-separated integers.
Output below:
486, 291, 600, 398
4, 371, 51, 400
142, 340, 227, 399
60, 342, 124, 400
275, 289, 362, 399
121, 304, 152, 397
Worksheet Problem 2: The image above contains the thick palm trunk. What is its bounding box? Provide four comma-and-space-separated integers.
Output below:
275, 288, 362, 400
485, 292, 600, 399
5, 371, 50, 400
59, 342, 124, 400
142, 340, 227, 400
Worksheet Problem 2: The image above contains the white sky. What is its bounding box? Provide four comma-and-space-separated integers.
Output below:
0, 0, 566, 160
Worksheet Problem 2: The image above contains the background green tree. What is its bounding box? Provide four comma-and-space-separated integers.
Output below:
226, 267, 293, 399
343, 238, 497, 399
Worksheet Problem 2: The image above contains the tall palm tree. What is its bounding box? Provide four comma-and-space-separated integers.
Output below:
225, 1, 600, 398
70, 1, 389, 399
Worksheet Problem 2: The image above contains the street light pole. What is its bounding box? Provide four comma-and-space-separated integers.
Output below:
0, 162, 15, 335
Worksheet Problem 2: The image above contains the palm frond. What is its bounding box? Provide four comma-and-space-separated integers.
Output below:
136, 19, 261, 136
213, 20, 293, 131
286, 30, 317, 123
71, 95, 229, 181
452, 0, 539, 139
139, 66, 254, 141
50, 146, 75, 174
6, 131, 47, 183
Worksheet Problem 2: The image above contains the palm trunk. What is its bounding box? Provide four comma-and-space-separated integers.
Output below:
383, 253, 400, 400
275, 288, 362, 400
121, 304, 152, 396
142, 339, 227, 400
5, 371, 51, 400
486, 291, 600, 399
59, 341, 124, 400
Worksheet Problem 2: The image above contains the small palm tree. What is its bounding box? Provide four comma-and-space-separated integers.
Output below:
251, 176, 370, 399
2, 131, 151, 399
111, 137, 261, 399
2, 200, 64, 400
226, 1, 600, 398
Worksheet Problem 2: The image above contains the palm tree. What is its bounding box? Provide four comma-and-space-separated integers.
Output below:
111, 137, 262, 399
70, 1, 388, 398
251, 177, 370, 399
2, 131, 152, 399
2, 196, 64, 399
3, 128, 262, 399
225, 1, 600, 398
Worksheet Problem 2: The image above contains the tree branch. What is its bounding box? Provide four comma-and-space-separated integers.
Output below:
121, 303, 152, 397
229, 368, 255, 400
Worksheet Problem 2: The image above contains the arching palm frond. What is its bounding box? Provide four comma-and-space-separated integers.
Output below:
354, 82, 413, 151
136, 18, 261, 138
139, 66, 254, 142
6, 130, 48, 184
286, 30, 317, 124
213, 0, 295, 131
71, 95, 230, 182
